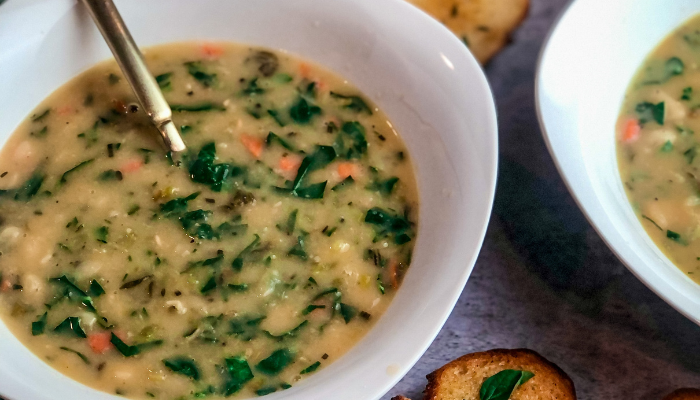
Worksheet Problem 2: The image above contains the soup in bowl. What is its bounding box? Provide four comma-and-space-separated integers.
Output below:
0, 0, 498, 399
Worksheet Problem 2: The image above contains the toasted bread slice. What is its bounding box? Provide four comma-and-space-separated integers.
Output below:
663, 389, 700, 400
405, 0, 529, 64
424, 348, 576, 400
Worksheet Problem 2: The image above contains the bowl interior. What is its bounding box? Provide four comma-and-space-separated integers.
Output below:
0, 0, 498, 399
537, 0, 700, 324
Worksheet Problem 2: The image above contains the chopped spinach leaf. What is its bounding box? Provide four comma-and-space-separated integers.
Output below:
160, 192, 200, 217
266, 132, 295, 151
32, 312, 47, 336
667, 230, 687, 245
59, 159, 94, 186
684, 146, 697, 164
331, 176, 354, 191
163, 356, 201, 380
377, 274, 385, 295
256, 348, 294, 376
59, 347, 91, 365
221, 356, 254, 396
364, 207, 413, 245
289, 97, 321, 124
95, 226, 109, 243
171, 102, 226, 112
276, 209, 298, 235
53, 316, 87, 338
120, 275, 152, 289
641, 215, 663, 231
181, 209, 219, 240
366, 176, 399, 196
255, 387, 277, 396
189, 143, 244, 191
242, 77, 264, 95
333, 121, 368, 159
98, 169, 123, 181
682, 86, 693, 101
111, 333, 139, 357
677, 125, 694, 136
480, 369, 534, 400
31, 109, 50, 122
30, 126, 48, 138
127, 204, 141, 215
264, 320, 308, 341
273, 146, 335, 199
184, 252, 224, 272
232, 234, 261, 271
185, 61, 217, 87
300, 361, 321, 374
302, 304, 325, 315
0, 172, 45, 202
660, 141, 673, 152
635, 101, 665, 125
155, 72, 173, 91
200, 276, 217, 294
665, 57, 684, 78
287, 235, 308, 260
89, 280, 105, 297
330, 92, 373, 114
228, 314, 265, 341
273, 73, 293, 83
339, 303, 358, 323
226, 283, 249, 292
267, 109, 286, 127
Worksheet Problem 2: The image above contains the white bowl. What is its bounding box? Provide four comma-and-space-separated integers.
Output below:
537, 0, 700, 325
0, 0, 498, 399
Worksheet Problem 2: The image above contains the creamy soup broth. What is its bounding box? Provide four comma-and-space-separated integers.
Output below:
617, 16, 700, 282
0, 42, 418, 399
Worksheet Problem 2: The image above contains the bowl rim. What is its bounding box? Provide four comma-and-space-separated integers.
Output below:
535, 0, 700, 325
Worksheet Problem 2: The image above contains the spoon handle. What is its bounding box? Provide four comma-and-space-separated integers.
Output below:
80, 0, 186, 152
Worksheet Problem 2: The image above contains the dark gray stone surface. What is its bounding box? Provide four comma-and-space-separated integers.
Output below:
382, 0, 700, 399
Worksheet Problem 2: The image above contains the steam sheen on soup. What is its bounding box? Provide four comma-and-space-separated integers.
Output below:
0, 42, 418, 399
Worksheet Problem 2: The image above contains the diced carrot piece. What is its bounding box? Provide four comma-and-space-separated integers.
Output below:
337, 162, 360, 179
299, 62, 312, 79
387, 259, 399, 288
56, 106, 73, 116
0, 279, 12, 292
622, 118, 641, 143
240, 134, 264, 159
87, 331, 113, 354
201, 43, 225, 58
279, 155, 302, 172
120, 159, 143, 174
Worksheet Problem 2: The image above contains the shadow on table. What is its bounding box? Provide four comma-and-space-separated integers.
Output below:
493, 156, 700, 376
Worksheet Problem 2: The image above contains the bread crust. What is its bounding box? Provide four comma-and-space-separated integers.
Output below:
405, 0, 530, 64
424, 348, 576, 400
663, 388, 700, 400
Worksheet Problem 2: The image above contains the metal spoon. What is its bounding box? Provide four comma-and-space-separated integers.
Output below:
80, 0, 186, 152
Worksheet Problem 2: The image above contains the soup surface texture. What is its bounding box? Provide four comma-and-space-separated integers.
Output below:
617, 15, 700, 283
0, 42, 418, 399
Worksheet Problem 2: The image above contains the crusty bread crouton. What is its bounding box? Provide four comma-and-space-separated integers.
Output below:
405, 0, 529, 64
663, 388, 700, 400
423, 348, 576, 400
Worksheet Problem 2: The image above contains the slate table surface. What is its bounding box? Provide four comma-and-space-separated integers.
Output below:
382, 0, 700, 399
